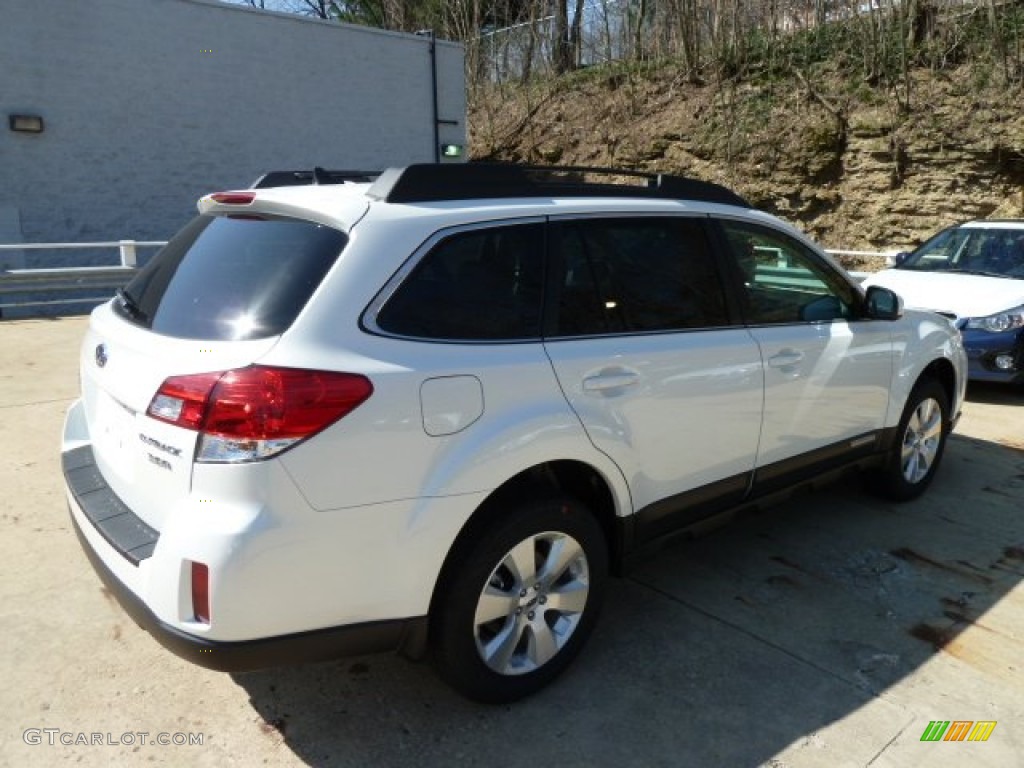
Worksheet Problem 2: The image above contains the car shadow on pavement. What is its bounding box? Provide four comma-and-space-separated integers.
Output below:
232, 433, 1024, 767
967, 381, 1023, 406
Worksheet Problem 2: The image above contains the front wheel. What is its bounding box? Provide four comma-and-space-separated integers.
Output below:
431, 497, 608, 703
870, 378, 950, 501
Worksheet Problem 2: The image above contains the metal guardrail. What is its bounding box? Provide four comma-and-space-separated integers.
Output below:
825, 249, 900, 260
0, 240, 167, 313
0, 267, 139, 309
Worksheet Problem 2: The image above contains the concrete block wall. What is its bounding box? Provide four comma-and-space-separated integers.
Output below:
0, 0, 466, 259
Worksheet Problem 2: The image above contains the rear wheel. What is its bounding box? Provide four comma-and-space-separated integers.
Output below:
431, 497, 608, 703
871, 378, 950, 501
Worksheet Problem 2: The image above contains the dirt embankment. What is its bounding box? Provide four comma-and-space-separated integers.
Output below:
469, 64, 1024, 263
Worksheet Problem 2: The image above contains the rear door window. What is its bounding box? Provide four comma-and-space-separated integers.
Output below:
116, 215, 347, 340
549, 217, 730, 336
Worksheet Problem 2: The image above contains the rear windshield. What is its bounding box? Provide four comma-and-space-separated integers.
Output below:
115, 215, 347, 340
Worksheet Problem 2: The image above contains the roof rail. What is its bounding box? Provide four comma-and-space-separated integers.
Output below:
251, 168, 382, 189
366, 163, 751, 207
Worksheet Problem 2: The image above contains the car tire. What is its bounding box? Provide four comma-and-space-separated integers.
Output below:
431, 497, 608, 704
870, 378, 950, 501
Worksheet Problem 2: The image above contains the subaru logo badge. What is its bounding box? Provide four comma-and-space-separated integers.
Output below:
95, 344, 108, 368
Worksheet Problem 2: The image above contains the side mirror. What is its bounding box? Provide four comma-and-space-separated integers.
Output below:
865, 285, 903, 321
886, 251, 910, 267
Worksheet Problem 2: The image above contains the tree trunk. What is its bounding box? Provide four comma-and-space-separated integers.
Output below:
633, 0, 648, 61
554, 0, 572, 74
569, 0, 585, 69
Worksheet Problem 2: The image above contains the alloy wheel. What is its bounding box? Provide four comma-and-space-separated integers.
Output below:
472, 531, 590, 676
900, 396, 943, 484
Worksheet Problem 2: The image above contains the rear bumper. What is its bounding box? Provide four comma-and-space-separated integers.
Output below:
62, 397, 435, 670
71, 512, 426, 671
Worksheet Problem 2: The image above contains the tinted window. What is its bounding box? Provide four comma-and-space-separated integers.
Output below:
117, 215, 346, 340
376, 224, 544, 340
551, 218, 729, 335
900, 227, 1024, 278
721, 221, 858, 324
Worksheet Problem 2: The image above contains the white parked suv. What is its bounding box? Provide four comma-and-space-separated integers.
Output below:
62, 164, 967, 703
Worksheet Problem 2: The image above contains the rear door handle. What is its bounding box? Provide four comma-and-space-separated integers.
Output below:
767, 350, 804, 369
582, 372, 640, 392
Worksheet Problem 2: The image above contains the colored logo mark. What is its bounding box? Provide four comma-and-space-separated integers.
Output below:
920, 720, 997, 742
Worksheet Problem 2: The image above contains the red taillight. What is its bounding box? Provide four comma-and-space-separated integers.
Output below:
147, 366, 373, 452
210, 192, 255, 205
207, 367, 372, 439
191, 561, 210, 624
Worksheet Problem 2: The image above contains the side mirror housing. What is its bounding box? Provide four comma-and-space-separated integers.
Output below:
865, 285, 903, 321
886, 251, 910, 267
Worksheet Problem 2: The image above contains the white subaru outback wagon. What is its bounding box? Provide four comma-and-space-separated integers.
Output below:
62, 164, 967, 703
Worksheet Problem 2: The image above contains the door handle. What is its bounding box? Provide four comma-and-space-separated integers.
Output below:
767, 350, 804, 369
582, 372, 640, 392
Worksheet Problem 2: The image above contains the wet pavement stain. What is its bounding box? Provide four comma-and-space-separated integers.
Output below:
990, 546, 1024, 576
889, 547, 994, 586
909, 623, 953, 650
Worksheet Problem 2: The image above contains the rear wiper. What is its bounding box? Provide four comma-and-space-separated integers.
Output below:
115, 287, 146, 320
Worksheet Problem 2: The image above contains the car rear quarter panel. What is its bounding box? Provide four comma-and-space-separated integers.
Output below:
271, 334, 632, 514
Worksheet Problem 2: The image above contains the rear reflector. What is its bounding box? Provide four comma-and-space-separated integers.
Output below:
191, 562, 210, 624
147, 366, 373, 462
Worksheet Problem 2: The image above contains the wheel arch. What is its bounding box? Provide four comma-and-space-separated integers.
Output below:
869, 365, 954, 502
913, 354, 958, 434
880, 356, 958, 455
890, 312, 967, 427
919, 357, 958, 421
427, 459, 625, 632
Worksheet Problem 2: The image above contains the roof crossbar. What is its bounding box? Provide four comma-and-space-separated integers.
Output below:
251, 168, 382, 189
366, 163, 751, 208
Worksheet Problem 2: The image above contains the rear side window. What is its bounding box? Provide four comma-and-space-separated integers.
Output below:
550, 217, 729, 336
116, 215, 346, 340
376, 223, 544, 340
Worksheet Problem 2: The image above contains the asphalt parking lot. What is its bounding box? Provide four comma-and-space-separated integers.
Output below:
1, 315, 1022, 767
